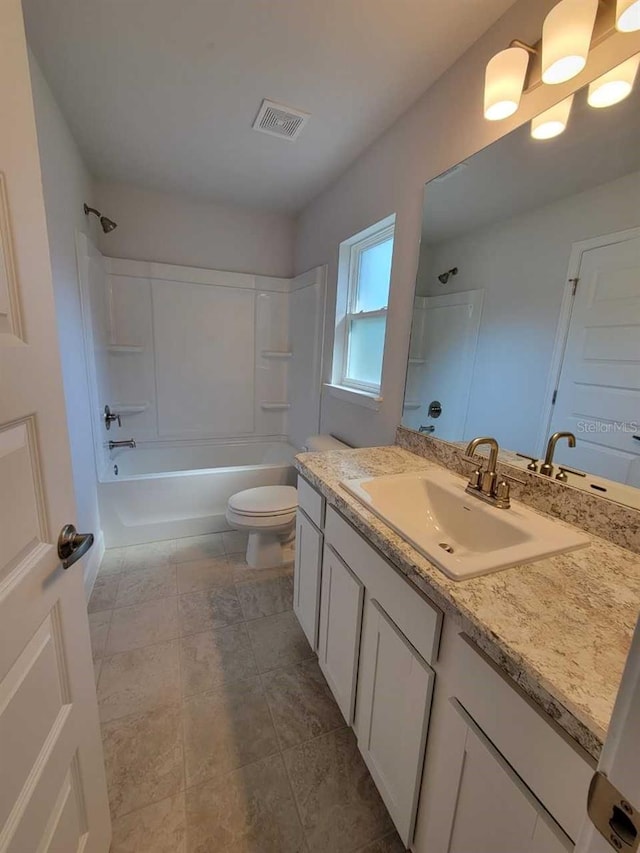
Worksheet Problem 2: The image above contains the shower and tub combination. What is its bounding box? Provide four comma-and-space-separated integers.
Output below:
77, 238, 328, 548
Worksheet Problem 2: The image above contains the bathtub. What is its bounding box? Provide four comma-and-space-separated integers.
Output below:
98, 439, 298, 547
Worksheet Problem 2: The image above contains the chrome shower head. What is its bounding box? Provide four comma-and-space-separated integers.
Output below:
83, 203, 117, 233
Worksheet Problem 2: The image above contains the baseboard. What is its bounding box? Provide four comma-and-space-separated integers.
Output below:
83, 530, 105, 600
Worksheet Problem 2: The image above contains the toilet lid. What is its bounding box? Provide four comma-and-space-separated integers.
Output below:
228, 485, 298, 517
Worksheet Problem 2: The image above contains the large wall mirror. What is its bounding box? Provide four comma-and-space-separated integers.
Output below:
402, 59, 640, 509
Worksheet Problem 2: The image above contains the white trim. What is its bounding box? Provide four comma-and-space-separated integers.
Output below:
83, 530, 105, 600
537, 225, 640, 457
333, 214, 396, 397
324, 382, 383, 411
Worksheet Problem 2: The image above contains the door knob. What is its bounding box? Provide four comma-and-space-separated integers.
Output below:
57, 524, 94, 569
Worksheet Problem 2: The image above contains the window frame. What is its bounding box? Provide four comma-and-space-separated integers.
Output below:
334, 216, 396, 399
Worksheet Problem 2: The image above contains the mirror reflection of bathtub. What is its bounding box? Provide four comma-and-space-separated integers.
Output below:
99, 439, 296, 547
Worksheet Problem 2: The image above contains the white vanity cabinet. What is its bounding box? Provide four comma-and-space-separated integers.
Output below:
294, 476, 593, 853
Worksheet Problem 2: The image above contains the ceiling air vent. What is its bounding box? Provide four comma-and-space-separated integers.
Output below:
252, 99, 310, 141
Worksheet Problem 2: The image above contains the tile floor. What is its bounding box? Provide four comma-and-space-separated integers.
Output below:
89, 532, 404, 853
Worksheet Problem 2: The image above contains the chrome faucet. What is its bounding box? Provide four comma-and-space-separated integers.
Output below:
108, 439, 136, 450
463, 436, 516, 509
540, 431, 575, 477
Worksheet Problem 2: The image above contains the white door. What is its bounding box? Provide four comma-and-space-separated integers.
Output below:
428, 699, 572, 853
0, 2, 111, 851
317, 545, 364, 724
293, 509, 323, 650
549, 231, 640, 486
355, 598, 434, 848
406, 290, 483, 439
576, 612, 640, 852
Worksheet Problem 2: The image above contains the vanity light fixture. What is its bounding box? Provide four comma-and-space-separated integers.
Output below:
484, 45, 531, 120
588, 53, 640, 106
531, 94, 574, 139
616, 0, 640, 31
541, 0, 598, 84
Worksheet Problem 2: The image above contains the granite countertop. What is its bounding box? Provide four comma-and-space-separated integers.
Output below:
295, 445, 640, 760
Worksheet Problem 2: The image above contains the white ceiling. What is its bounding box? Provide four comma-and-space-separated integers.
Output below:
23, 0, 516, 213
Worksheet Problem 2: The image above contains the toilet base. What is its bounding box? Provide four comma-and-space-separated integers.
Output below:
246, 530, 290, 569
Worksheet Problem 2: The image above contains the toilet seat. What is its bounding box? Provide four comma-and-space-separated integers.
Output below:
228, 485, 297, 518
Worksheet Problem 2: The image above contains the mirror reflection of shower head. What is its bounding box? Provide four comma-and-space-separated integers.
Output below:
83, 203, 118, 233
438, 266, 458, 285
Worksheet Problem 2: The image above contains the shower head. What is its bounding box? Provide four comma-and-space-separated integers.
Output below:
438, 266, 458, 285
83, 203, 118, 234
100, 216, 118, 233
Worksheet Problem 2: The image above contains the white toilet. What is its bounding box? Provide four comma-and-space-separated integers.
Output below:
226, 434, 348, 569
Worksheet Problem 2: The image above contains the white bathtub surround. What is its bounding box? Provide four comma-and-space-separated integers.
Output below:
99, 440, 297, 547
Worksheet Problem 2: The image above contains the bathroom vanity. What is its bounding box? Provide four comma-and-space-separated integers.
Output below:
293, 444, 640, 852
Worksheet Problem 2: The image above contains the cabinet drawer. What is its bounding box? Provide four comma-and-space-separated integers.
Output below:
318, 544, 364, 724
325, 506, 442, 665
297, 476, 324, 528
293, 509, 323, 650
356, 598, 435, 848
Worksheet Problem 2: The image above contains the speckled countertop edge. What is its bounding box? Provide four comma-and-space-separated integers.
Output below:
295, 446, 640, 761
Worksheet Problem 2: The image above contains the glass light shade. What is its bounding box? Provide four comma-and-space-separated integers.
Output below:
616, 0, 640, 31
531, 95, 574, 139
588, 55, 640, 107
484, 47, 530, 120
542, 0, 598, 84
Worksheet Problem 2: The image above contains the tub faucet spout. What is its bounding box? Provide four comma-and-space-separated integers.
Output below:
108, 439, 136, 450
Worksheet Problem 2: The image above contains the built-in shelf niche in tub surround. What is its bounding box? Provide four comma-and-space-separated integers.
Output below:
95, 257, 326, 450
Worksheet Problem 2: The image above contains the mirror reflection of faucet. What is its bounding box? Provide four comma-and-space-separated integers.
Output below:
108, 439, 136, 450
540, 432, 576, 477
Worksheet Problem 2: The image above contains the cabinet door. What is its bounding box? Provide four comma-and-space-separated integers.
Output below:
293, 509, 322, 649
356, 599, 435, 847
429, 699, 573, 853
318, 544, 364, 723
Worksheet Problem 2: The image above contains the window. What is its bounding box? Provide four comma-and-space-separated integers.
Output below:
332, 215, 395, 403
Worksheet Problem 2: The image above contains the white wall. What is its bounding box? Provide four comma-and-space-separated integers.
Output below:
416, 170, 640, 453
28, 52, 103, 581
95, 181, 295, 278
294, 0, 640, 448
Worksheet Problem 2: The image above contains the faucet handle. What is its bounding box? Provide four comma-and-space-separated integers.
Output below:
516, 452, 539, 472
556, 465, 587, 483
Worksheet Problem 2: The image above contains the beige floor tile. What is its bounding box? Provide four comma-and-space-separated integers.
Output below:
88, 574, 120, 613
229, 553, 293, 585
122, 540, 176, 571
173, 532, 225, 563
185, 754, 304, 853
283, 727, 394, 853
178, 587, 243, 636
99, 547, 126, 577
97, 640, 180, 723
262, 659, 345, 749
246, 611, 314, 673
106, 597, 180, 655
222, 530, 249, 554
110, 793, 186, 853
115, 564, 177, 608
236, 571, 294, 620
102, 703, 184, 819
355, 832, 406, 852
176, 555, 233, 594
88, 610, 111, 660
179, 624, 258, 697
182, 676, 279, 787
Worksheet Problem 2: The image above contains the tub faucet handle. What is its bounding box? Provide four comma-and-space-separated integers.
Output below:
104, 405, 122, 431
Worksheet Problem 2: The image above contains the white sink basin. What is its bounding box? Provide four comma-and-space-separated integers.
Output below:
341, 467, 589, 580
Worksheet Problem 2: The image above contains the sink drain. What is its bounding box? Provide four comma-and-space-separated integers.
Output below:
439, 542, 455, 554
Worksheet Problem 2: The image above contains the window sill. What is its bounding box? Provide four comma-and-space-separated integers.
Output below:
323, 383, 382, 411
